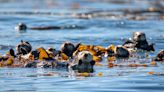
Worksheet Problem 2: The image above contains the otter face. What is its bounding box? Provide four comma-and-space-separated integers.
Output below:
15, 23, 27, 31
133, 32, 146, 42
71, 51, 95, 73
78, 51, 93, 62
16, 40, 32, 55
61, 42, 75, 57
115, 46, 129, 58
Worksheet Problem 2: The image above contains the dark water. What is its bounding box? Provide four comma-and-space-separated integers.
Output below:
0, 0, 164, 92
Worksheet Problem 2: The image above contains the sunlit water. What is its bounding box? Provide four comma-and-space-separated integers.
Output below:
0, 0, 164, 92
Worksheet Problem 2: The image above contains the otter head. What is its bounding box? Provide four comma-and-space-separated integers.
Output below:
71, 51, 95, 73
61, 42, 75, 57
133, 32, 147, 42
115, 45, 129, 58
15, 23, 27, 31
133, 32, 155, 51
16, 40, 32, 55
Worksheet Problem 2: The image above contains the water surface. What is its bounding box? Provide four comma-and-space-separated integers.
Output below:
0, 0, 164, 92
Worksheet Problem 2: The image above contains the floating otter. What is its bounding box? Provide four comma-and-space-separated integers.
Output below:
69, 51, 95, 73
15, 23, 85, 31
16, 40, 32, 55
123, 32, 155, 51
106, 45, 130, 58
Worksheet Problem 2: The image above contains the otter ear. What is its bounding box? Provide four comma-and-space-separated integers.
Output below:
90, 60, 95, 66
24, 41, 30, 45
78, 59, 83, 65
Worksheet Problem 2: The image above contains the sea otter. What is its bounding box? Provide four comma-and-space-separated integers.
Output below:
15, 23, 85, 31
69, 51, 95, 73
16, 40, 32, 55
106, 45, 130, 58
123, 32, 155, 51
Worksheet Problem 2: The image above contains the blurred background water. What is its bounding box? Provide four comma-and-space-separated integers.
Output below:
0, 0, 164, 92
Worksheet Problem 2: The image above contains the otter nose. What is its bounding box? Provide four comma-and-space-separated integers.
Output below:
84, 54, 88, 58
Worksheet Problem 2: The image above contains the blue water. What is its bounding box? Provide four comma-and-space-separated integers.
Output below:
0, 0, 164, 92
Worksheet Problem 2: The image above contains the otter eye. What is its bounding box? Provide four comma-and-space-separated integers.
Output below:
78, 59, 83, 65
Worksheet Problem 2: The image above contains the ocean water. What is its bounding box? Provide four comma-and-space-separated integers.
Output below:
0, 0, 164, 92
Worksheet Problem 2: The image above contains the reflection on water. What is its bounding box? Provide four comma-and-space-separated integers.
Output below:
0, 0, 164, 92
